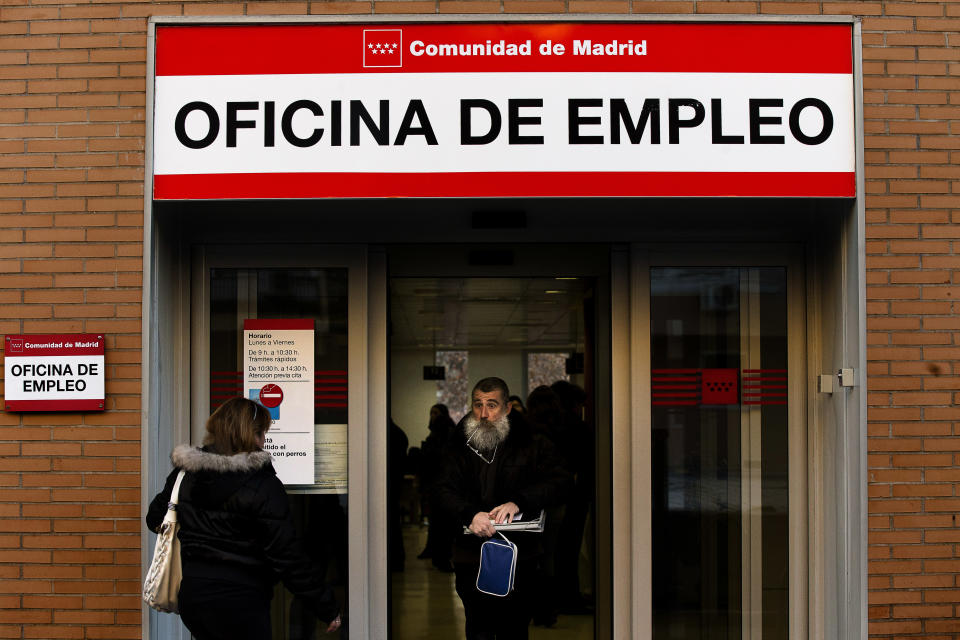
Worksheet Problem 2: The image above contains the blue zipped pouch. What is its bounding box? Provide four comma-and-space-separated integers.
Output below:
476, 533, 517, 597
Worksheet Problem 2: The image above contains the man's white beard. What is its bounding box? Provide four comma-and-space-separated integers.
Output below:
464, 413, 510, 453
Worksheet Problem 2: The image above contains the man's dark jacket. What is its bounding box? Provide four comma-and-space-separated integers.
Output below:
434, 411, 572, 564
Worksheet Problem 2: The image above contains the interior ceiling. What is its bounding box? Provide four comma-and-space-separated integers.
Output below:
390, 277, 587, 351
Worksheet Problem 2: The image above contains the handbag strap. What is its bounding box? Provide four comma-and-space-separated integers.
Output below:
497, 531, 511, 545
168, 470, 186, 509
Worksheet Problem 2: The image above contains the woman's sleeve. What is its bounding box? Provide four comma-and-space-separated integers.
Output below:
254, 476, 340, 624
145, 467, 180, 533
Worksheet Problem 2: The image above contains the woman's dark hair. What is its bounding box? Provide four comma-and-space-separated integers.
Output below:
431, 403, 450, 418
203, 396, 271, 455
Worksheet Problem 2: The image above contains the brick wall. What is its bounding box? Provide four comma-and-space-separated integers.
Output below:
1, 0, 147, 636
0, 0, 957, 637
859, 2, 960, 637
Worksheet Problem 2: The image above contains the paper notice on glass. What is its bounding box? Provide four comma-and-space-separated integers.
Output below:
314, 424, 348, 494
243, 319, 314, 485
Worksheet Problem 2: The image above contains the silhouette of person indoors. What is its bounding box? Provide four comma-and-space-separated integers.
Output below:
417, 403, 456, 572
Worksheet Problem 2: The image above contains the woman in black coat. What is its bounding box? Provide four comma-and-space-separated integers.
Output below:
146, 397, 341, 639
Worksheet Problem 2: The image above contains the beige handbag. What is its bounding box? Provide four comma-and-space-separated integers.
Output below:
143, 470, 186, 613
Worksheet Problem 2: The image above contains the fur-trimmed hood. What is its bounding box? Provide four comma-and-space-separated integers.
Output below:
172, 444, 272, 474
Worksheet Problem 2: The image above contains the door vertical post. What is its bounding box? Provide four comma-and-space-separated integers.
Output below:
365, 247, 389, 637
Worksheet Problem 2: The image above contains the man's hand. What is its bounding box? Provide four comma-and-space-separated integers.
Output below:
489, 501, 519, 525
469, 511, 496, 538
326, 613, 341, 633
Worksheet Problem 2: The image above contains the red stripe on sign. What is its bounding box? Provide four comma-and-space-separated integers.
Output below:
210, 393, 241, 401
243, 319, 314, 330
6, 399, 104, 412
5, 334, 104, 357
156, 23, 852, 76
155, 171, 855, 199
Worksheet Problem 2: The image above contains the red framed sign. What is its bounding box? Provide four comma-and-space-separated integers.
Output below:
4, 334, 106, 412
152, 22, 855, 199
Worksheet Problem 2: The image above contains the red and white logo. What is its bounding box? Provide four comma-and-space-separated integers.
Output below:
6, 337, 23, 353
363, 29, 402, 68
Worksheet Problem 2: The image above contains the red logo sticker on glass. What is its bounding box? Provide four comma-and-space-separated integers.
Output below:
259, 384, 284, 408
701, 369, 738, 405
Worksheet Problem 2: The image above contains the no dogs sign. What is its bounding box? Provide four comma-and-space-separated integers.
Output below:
4, 334, 106, 412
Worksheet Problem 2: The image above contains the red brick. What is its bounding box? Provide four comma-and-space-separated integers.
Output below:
893, 574, 955, 589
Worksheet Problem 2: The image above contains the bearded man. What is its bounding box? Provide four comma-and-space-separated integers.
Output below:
435, 377, 570, 640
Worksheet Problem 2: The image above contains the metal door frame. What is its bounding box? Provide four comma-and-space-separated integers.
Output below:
143, 244, 378, 638
386, 243, 618, 640
629, 244, 809, 639
192, 244, 379, 638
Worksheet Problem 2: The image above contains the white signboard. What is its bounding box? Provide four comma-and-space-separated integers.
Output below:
243, 319, 315, 485
153, 22, 856, 199
4, 334, 105, 412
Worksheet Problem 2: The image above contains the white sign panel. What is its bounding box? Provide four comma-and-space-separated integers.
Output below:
4, 334, 105, 412
153, 22, 856, 199
243, 319, 315, 485
155, 72, 853, 175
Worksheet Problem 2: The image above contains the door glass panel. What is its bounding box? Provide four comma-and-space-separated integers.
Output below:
208, 267, 350, 639
388, 276, 598, 640
650, 267, 788, 640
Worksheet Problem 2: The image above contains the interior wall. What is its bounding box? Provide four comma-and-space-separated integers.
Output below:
469, 351, 525, 409
390, 349, 438, 448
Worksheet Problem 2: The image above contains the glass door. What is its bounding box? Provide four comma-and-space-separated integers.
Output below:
649, 266, 799, 640
191, 246, 370, 639
385, 244, 616, 640
209, 267, 349, 637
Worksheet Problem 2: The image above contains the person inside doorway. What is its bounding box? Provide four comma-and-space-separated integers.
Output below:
417, 403, 457, 572
435, 377, 570, 639
550, 380, 595, 615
